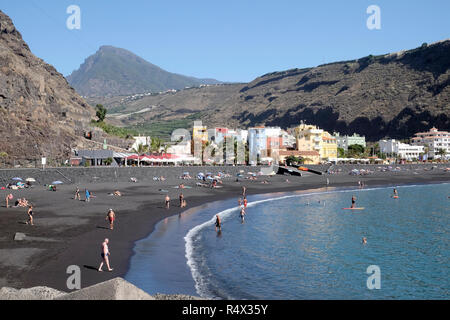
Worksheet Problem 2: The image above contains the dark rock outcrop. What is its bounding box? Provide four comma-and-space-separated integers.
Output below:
0, 10, 95, 165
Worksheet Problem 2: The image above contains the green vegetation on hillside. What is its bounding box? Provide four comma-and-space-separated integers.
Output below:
91, 120, 138, 139
126, 113, 204, 140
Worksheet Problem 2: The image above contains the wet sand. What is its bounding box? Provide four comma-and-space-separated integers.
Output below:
0, 167, 448, 293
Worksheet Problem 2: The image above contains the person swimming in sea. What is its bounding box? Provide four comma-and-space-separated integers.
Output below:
362, 237, 367, 245
351, 195, 356, 208
393, 188, 398, 197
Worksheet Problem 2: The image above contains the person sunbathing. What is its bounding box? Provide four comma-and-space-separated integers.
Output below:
113, 190, 122, 196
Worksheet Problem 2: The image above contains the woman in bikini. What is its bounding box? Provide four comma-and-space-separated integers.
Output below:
26, 205, 34, 226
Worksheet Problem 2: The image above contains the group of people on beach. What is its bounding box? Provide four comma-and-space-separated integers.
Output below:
5, 193, 35, 225
165, 192, 187, 209
74, 187, 94, 202
215, 186, 249, 232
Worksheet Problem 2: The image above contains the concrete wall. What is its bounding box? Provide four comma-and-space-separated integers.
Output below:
0, 163, 447, 185
0, 166, 252, 185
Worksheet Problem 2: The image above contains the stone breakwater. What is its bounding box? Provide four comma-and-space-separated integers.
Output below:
0, 277, 201, 300
0, 163, 448, 185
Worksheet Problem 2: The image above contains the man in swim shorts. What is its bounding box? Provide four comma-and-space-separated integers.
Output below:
98, 238, 113, 272
106, 209, 116, 230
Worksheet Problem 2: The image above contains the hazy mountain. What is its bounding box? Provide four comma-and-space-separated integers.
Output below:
102, 40, 449, 141
67, 46, 222, 97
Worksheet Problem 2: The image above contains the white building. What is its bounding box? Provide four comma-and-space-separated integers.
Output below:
334, 133, 366, 151
248, 126, 281, 165
379, 139, 424, 160
281, 130, 296, 148
411, 127, 450, 159
166, 140, 192, 156
130, 136, 151, 152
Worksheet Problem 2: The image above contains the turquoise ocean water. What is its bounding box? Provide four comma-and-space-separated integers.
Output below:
126, 183, 449, 299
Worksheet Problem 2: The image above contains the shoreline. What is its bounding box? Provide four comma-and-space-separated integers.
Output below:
0, 167, 448, 295
127, 179, 450, 299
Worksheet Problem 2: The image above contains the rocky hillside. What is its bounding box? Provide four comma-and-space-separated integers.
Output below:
0, 10, 128, 166
105, 40, 449, 141
67, 46, 222, 97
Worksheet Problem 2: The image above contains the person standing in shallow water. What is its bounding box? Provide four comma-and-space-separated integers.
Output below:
98, 238, 113, 272
215, 214, 221, 232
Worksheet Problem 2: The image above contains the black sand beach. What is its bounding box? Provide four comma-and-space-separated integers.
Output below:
0, 165, 448, 295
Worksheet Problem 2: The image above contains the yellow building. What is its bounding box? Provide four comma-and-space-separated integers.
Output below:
294, 123, 337, 161
321, 131, 337, 159
192, 121, 208, 143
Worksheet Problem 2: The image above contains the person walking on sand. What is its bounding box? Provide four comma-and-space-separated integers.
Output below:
5, 193, 13, 208
85, 189, 90, 202
165, 194, 170, 209
26, 205, 34, 226
106, 209, 116, 230
98, 238, 113, 272
74, 187, 81, 200
179, 192, 184, 207
242, 186, 246, 197
215, 214, 222, 232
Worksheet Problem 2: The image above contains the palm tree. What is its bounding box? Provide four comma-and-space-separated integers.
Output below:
133, 143, 148, 154
437, 148, 446, 159
150, 137, 162, 153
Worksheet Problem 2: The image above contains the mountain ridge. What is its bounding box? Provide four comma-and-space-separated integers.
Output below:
99, 40, 450, 141
67, 46, 222, 97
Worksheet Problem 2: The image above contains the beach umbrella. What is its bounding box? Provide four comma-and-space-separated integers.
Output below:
25, 178, 36, 182
52, 181, 63, 185
12, 177, 22, 181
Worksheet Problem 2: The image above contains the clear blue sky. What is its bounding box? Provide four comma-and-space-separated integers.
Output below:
2, 0, 449, 82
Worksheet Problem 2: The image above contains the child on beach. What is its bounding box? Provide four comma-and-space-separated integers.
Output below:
85, 189, 90, 202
